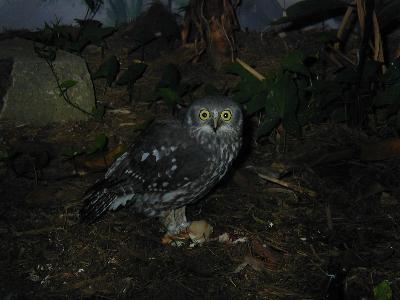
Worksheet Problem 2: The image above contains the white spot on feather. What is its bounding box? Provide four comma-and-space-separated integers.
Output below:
170, 146, 177, 152
171, 165, 177, 171
105, 152, 128, 179
141, 152, 150, 161
162, 191, 182, 202
109, 194, 133, 210
152, 149, 161, 161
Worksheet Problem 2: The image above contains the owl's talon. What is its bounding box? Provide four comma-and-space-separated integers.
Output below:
161, 220, 213, 245
160, 206, 190, 235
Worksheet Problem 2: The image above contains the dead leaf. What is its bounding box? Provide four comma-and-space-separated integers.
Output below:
251, 239, 282, 270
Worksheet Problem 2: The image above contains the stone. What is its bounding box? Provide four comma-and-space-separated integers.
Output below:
0, 38, 95, 126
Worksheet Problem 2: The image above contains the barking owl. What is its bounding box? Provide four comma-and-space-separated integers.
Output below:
80, 96, 243, 234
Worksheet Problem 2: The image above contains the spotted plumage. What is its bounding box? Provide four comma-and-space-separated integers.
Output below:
80, 96, 243, 234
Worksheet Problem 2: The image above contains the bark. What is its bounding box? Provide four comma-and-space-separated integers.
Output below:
181, 0, 239, 69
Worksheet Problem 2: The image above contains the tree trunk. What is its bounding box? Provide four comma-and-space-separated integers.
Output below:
181, 0, 239, 69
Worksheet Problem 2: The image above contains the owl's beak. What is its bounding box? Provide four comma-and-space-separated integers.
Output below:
213, 117, 220, 131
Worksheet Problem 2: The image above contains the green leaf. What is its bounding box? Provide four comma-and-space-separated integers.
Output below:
158, 64, 181, 89
267, 73, 298, 118
92, 55, 120, 86
116, 63, 147, 86
281, 51, 309, 75
256, 116, 280, 138
232, 78, 265, 104
203, 83, 223, 96
59, 80, 78, 90
373, 280, 392, 300
87, 134, 108, 155
226, 62, 259, 82
79, 24, 115, 45
245, 92, 267, 115
226, 62, 268, 103
157, 87, 181, 107
176, 81, 202, 97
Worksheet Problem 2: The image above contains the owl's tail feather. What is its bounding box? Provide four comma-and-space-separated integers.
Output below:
79, 186, 116, 224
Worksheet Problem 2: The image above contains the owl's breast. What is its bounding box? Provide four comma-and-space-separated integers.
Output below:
202, 137, 241, 183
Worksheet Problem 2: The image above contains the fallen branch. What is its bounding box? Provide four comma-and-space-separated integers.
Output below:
256, 172, 317, 198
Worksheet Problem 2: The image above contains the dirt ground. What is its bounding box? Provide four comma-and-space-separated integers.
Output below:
1, 26, 400, 300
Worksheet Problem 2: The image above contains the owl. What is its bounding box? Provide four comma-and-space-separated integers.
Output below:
80, 96, 243, 234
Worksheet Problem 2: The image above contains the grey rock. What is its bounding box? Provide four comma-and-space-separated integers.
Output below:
0, 38, 95, 126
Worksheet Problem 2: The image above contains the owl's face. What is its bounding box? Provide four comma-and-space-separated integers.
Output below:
184, 97, 243, 138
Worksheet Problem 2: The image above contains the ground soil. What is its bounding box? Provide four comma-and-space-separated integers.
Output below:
0, 24, 400, 300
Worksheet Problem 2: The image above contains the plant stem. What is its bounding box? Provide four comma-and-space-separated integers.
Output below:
45, 59, 95, 117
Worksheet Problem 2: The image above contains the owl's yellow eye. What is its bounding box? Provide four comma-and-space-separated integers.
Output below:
199, 109, 211, 120
220, 110, 232, 121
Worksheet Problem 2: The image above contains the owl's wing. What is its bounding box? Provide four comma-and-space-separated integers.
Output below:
80, 120, 209, 223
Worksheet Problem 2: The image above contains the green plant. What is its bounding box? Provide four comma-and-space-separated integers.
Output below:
228, 48, 400, 138
34, 44, 104, 119
237, 0, 400, 138
373, 280, 392, 300
83, 0, 104, 20
92, 55, 120, 86
38, 19, 115, 53
154, 64, 201, 108
227, 51, 313, 138
116, 62, 147, 103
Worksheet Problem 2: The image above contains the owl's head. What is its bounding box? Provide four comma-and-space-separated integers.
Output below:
184, 96, 243, 139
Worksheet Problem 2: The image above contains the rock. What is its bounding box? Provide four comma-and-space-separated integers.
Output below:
0, 38, 95, 126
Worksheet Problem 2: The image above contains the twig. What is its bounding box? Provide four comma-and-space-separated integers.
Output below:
372, 11, 384, 63
256, 172, 317, 198
235, 58, 265, 81
326, 45, 357, 66
356, 0, 366, 33
335, 3, 355, 48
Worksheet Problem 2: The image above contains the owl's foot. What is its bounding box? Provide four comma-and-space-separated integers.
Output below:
162, 209, 213, 247
160, 206, 190, 236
